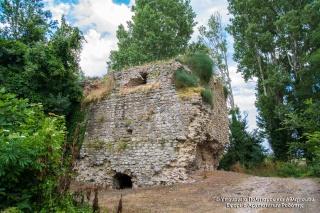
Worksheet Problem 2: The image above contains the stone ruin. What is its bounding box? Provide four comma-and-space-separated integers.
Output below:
75, 60, 229, 189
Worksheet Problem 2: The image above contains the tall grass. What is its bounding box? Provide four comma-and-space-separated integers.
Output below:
201, 88, 213, 106
228, 158, 316, 178
83, 76, 115, 105
180, 53, 214, 84
174, 68, 198, 89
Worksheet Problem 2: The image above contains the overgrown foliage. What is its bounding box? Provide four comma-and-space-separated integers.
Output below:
174, 68, 198, 89
83, 76, 115, 105
0, 90, 64, 211
0, 1, 91, 211
233, 156, 319, 178
0, 0, 84, 116
175, 53, 216, 105
0, 90, 91, 212
219, 108, 265, 170
180, 53, 215, 84
109, 0, 196, 70
200, 88, 213, 106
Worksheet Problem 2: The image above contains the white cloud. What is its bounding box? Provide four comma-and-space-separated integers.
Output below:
44, 0, 71, 23
229, 66, 258, 130
72, 0, 133, 77
80, 29, 117, 77
71, 0, 133, 37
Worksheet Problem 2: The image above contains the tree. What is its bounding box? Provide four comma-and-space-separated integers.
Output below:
108, 0, 196, 70
219, 108, 265, 170
227, 0, 320, 160
199, 12, 235, 109
0, 1, 84, 116
0, 0, 57, 43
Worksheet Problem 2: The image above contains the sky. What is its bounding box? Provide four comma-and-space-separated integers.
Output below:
44, 0, 258, 133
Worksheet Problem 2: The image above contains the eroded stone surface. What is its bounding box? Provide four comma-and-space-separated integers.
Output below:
74, 60, 229, 188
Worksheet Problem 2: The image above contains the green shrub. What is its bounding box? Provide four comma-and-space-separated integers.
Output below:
174, 68, 198, 89
223, 85, 229, 100
201, 88, 213, 105
276, 162, 308, 178
2, 207, 23, 213
309, 163, 320, 177
183, 53, 214, 84
0, 89, 65, 211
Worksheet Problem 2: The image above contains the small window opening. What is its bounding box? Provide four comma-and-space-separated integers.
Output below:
113, 173, 133, 189
125, 73, 148, 87
127, 129, 133, 134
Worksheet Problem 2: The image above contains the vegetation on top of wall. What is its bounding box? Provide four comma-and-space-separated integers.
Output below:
201, 88, 213, 106
223, 85, 230, 100
177, 87, 204, 100
83, 76, 115, 105
178, 53, 215, 84
174, 68, 198, 89
175, 52, 217, 106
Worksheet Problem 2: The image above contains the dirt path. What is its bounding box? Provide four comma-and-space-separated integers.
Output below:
95, 171, 320, 213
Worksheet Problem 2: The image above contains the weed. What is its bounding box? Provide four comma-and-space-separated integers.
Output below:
116, 140, 129, 152
201, 88, 213, 106
174, 68, 198, 89
83, 76, 115, 105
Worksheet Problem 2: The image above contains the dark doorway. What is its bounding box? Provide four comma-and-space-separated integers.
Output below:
113, 173, 133, 189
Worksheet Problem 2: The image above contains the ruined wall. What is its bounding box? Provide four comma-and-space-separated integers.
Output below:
75, 60, 229, 188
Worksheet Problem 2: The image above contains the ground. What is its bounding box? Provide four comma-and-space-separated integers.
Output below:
95, 171, 320, 213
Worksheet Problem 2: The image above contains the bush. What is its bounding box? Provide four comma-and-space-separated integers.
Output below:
276, 162, 308, 177
201, 88, 213, 105
174, 68, 198, 89
182, 53, 214, 84
233, 157, 314, 178
0, 89, 65, 211
223, 85, 229, 100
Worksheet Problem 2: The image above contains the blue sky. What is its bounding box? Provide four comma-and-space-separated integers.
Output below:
45, 0, 259, 136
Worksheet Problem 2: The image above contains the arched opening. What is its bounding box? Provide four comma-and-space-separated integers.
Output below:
113, 173, 133, 189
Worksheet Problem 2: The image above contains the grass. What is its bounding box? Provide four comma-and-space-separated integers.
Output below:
174, 68, 198, 89
229, 159, 315, 178
87, 139, 105, 150
177, 53, 214, 84
116, 140, 129, 152
119, 82, 160, 95
83, 76, 115, 105
201, 88, 213, 106
177, 86, 203, 100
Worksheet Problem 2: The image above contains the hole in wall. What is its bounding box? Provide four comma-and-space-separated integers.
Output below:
127, 129, 133, 134
194, 141, 217, 170
113, 173, 133, 189
125, 72, 148, 87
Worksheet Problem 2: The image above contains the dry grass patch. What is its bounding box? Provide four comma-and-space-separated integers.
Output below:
120, 82, 160, 95
83, 76, 115, 105
177, 86, 203, 101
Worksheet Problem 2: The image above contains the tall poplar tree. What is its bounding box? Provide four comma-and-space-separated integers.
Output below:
228, 0, 320, 160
